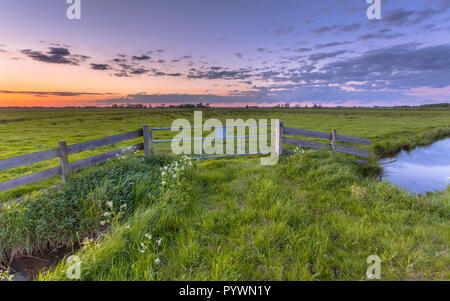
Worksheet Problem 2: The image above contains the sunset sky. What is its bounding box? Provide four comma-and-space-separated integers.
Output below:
1, 0, 449, 107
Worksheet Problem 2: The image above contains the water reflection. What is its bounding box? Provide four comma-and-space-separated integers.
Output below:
381, 138, 450, 194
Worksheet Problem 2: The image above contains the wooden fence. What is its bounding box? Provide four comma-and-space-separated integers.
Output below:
0, 123, 371, 193
0, 125, 152, 192
281, 126, 371, 164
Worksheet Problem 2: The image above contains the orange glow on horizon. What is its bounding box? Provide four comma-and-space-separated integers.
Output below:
1, 50, 247, 107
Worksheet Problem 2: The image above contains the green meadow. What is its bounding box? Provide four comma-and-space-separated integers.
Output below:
1, 107, 449, 201
0, 107, 449, 280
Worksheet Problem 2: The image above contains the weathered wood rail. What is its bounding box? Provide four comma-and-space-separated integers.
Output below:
282, 126, 371, 164
0, 126, 152, 192
0, 123, 371, 193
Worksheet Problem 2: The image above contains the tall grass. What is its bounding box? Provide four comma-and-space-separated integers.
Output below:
373, 127, 450, 157
0, 154, 171, 258
24, 151, 449, 281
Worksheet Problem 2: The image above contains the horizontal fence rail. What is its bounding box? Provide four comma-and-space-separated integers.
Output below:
283, 127, 372, 145
283, 127, 371, 164
0, 167, 62, 193
150, 124, 274, 159
0, 148, 60, 171
69, 143, 144, 172
66, 130, 143, 155
283, 136, 329, 150
0, 122, 372, 194
0, 127, 150, 193
0, 123, 277, 193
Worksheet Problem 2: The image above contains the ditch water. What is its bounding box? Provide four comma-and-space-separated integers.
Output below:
1, 246, 74, 281
380, 138, 450, 194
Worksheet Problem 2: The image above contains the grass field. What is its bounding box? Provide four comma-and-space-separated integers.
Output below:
0, 107, 449, 281
1, 107, 449, 201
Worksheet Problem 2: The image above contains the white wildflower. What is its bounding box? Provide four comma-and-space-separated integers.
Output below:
139, 242, 147, 252
145, 233, 152, 240
106, 201, 113, 208
82, 238, 93, 246
154, 258, 160, 264
157, 238, 162, 246
0, 270, 14, 281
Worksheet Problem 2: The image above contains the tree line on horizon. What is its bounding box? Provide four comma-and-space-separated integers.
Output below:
1, 103, 448, 109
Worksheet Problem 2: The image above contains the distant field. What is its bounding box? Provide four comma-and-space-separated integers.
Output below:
1, 107, 449, 201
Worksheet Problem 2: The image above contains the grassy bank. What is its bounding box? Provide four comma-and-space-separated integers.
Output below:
1, 150, 447, 280
0, 154, 171, 258
373, 127, 450, 157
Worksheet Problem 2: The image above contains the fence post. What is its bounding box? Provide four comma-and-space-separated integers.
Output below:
58, 141, 70, 183
275, 121, 284, 156
150, 128, 154, 154
142, 125, 151, 157
331, 129, 337, 154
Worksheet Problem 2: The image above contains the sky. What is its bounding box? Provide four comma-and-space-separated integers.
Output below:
0, 0, 449, 107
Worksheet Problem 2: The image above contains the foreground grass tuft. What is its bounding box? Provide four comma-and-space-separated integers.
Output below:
0, 155, 173, 258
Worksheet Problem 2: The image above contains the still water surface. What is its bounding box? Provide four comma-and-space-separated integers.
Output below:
381, 138, 450, 194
